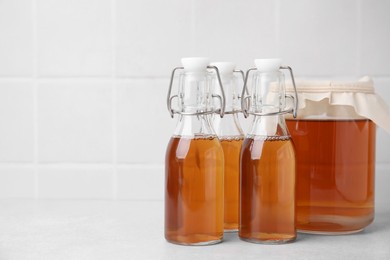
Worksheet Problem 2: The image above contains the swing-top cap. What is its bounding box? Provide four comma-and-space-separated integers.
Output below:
209, 62, 236, 75
181, 57, 210, 72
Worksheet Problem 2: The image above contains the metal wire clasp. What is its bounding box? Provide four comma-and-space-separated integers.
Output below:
166, 66, 226, 118
280, 66, 298, 118
241, 66, 298, 118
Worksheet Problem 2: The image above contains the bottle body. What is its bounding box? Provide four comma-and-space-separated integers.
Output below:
220, 135, 243, 231
239, 117, 296, 243
165, 134, 224, 245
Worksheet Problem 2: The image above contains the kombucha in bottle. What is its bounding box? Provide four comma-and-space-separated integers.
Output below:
210, 62, 244, 232
165, 57, 225, 245
239, 59, 298, 244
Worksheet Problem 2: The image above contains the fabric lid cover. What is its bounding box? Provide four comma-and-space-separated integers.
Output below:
285, 76, 390, 133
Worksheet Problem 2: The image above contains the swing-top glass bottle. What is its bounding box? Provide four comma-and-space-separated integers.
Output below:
239, 59, 298, 244
210, 62, 245, 232
165, 57, 226, 245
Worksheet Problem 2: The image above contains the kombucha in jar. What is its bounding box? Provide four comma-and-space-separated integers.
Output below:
211, 62, 245, 232
283, 77, 390, 234
286, 119, 375, 234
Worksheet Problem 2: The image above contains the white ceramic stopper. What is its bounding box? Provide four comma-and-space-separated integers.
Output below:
209, 62, 236, 75
181, 57, 210, 72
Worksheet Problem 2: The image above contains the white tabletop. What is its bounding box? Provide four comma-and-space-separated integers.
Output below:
0, 200, 389, 260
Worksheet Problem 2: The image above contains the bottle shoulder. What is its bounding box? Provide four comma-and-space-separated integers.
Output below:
166, 136, 223, 161
213, 114, 245, 137
241, 136, 295, 160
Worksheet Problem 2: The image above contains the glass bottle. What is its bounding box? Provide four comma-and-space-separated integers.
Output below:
239, 59, 298, 244
165, 57, 225, 245
210, 62, 244, 232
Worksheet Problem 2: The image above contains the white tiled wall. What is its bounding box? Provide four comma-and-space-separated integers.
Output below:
36, 0, 112, 76
37, 79, 113, 162
280, 0, 358, 76
0, 80, 34, 162
115, 0, 191, 77
37, 166, 114, 199
0, 0, 389, 208
0, 0, 33, 77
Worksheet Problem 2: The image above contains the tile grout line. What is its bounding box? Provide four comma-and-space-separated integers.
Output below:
111, 0, 118, 200
0, 76, 171, 81
32, 0, 39, 199
0, 162, 165, 168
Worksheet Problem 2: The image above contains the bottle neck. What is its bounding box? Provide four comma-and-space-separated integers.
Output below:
178, 71, 211, 114
251, 71, 285, 114
218, 75, 241, 112
211, 74, 244, 137
213, 113, 244, 137
173, 114, 217, 138
248, 114, 290, 138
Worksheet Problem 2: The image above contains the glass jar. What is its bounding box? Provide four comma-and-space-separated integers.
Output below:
285, 77, 390, 234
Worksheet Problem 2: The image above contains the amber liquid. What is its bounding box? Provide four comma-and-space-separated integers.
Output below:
286, 119, 375, 234
220, 137, 243, 231
239, 137, 296, 243
165, 136, 224, 245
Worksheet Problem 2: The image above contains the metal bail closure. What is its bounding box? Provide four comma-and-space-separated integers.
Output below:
166, 65, 226, 118
241, 65, 298, 118
207, 65, 226, 118
209, 62, 245, 115
166, 66, 183, 118
279, 66, 298, 118
233, 69, 249, 113
241, 68, 257, 118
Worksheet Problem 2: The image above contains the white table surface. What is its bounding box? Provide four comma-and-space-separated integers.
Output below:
0, 200, 389, 260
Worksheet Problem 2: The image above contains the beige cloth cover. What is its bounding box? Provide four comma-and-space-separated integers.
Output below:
285, 76, 390, 134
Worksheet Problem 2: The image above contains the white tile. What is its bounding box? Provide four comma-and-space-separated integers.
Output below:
373, 77, 390, 164
192, 0, 277, 70
279, 0, 358, 76
0, 0, 33, 76
37, 80, 113, 162
0, 81, 34, 162
36, 0, 112, 76
115, 0, 191, 77
37, 166, 113, 199
0, 166, 35, 198
360, 0, 390, 76
116, 79, 175, 164
116, 166, 163, 200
